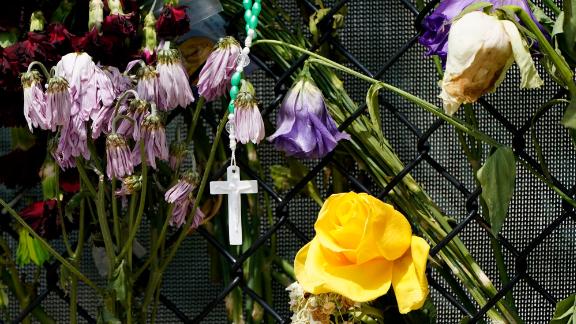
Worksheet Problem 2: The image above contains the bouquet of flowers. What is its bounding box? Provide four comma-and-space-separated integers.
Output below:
1, 0, 576, 323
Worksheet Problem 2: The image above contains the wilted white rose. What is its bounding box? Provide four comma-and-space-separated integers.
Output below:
440, 11, 543, 115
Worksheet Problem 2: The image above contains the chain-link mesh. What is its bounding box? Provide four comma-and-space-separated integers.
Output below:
1, 0, 573, 323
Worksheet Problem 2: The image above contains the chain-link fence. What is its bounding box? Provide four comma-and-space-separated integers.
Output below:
1, 0, 574, 323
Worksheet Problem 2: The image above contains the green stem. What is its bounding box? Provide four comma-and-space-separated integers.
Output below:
96, 176, 116, 277
75, 159, 97, 197
252, 40, 502, 148
0, 199, 100, 292
118, 141, 148, 260
186, 96, 205, 143
111, 178, 120, 246
541, 0, 561, 16
54, 166, 74, 257
159, 113, 228, 273
507, 6, 575, 94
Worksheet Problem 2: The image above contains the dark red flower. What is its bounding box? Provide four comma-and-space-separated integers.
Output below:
60, 169, 80, 193
15, 32, 59, 70
0, 46, 20, 91
102, 13, 138, 37
20, 200, 60, 239
156, 5, 189, 39
47, 23, 73, 52
72, 28, 126, 65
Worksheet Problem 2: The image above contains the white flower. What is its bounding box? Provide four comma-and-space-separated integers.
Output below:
440, 11, 543, 115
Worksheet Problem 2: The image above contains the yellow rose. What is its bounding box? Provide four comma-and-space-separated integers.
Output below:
294, 192, 429, 314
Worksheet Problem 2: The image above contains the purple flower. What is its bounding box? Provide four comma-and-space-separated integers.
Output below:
170, 197, 205, 229
156, 45, 194, 111
106, 133, 134, 179
116, 99, 149, 141
102, 66, 133, 95
54, 52, 115, 122
90, 104, 115, 139
164, 172, 204, 228
164, 173, 197, 203
198, 37, 241, 102
45, 77, 72, 131
132, 113, 169, 169
420, 0, 544, 63
234, 91, 265, 144
54, 115, 90, 169
268, 77, 349, 159
135, 65, 160, 106
21, 70, 48, 131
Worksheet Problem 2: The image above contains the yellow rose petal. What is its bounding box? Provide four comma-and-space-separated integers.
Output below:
357, 197, 412, 263
391, 236, 430, 314
295, 237, 393, 302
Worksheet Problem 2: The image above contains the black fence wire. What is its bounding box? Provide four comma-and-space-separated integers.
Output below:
2, 0, 571, 322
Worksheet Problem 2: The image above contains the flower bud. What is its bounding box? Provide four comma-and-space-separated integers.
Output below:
88, 0, 104, 31
440, 11, 543, 115
29, 11, 46, 32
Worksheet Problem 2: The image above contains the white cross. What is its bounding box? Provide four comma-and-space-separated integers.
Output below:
210, 166, 258, 245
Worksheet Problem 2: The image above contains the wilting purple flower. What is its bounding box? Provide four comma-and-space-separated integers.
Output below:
164, 172, 204, 228
54, 52, 115, 122
45, 77, 71, 131
164, 173, 197, 203
234, 91, 265, 144
91, 104, 115, 139
156, 45, 194, 111
268, 77, 350, 159
106, 133, 134, 179
420, 0, 544, 63
102, 66, 133, 95
21, 70, 47, 131
115, 174, 142, 196
132, 113, 169, 169
170, 196, 205, 228
198, 37, 241, 102
135, 65, 160, 105
54, 115, 90, 169
116, 99, 149, 141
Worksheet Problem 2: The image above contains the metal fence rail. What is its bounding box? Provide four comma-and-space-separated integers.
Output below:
3, 0, 570, 322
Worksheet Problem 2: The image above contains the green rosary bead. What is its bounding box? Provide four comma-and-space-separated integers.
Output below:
228, 101, 235, 113
231, 72, 242, 86
244, 9, 252, 23
242, 0, 252, 10
245, 26, 257, 40
248, 15, 258, 29
251, 2, 261, 16
230, 85, 240, 99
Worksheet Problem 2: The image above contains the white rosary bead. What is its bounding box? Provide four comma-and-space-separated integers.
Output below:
247, 29, 255, 39
244, 38, 252, 48
242, 47, 250, 55
228, 113, 235, 121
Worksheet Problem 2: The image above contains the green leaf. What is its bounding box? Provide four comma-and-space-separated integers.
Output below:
477, 147, 516, 235
563, 0, 576, 60
65, 191, 91, 222
404, 296, 437, 324
109, 260, 128, 307
16, 229, 31, 266
366, 83, 386, 146
562, 98, 576, 129
550, 293, 576, 324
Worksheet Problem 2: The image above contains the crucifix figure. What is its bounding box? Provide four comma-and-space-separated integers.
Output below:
210, 166, 258, 245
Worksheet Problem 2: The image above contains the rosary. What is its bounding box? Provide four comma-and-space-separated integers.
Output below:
210, 0, 261, 245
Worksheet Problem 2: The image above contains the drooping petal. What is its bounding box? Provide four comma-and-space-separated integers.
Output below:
392, 236, 430, 314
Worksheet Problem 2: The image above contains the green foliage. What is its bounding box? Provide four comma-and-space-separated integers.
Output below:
551, 294, 576, 324
477, 147, 516, 235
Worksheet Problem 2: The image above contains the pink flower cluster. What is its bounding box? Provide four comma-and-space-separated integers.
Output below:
22, 46, 193, 175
